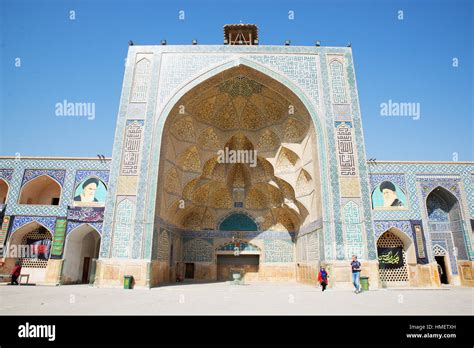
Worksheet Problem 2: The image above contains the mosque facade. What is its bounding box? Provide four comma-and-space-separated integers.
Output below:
0, 25, 473, 289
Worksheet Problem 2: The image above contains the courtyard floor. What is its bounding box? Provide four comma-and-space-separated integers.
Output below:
0, 281, 472, 315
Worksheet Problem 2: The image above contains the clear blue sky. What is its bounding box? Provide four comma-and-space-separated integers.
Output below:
1, 0, 472, 160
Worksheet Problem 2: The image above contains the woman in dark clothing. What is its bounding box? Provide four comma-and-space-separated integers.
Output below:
318, 266, 329, 291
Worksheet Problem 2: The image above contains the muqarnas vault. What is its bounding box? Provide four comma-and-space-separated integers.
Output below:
0, 24, 473, 289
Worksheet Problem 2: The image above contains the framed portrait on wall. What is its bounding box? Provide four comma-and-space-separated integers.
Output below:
73, 177, 107, 207
372, 180, 407, 210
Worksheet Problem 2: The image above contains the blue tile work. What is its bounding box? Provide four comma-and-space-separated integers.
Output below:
134, 53, 162, 260
1, 46, 467, 273
344, 51, 376, 261
100, 44, 413, 264
74, 170, 110, 187
158, 53, 234, 106
319, 54, 343, 260
0, 169, 14, 182
21, 169, 66, 187
99, 49, 141, 259
0, 158, 110, 218
369, 163, 473, 221
138, 55, 335, 262
248, 54, 320, 105
368, 162, 473, 261
343, 201, 364, 259
181, 230, 296, 240
66, 221, 103, 236
427, 194, 449, 221
10, 215, 57, 235
419, 177, 461, 201
431, 238, 458, 275
183, 237, 213, 262
373, 220, 412, 241
369, 174, 407, 194
217, 241, 260, 252
111, 198, 135, 258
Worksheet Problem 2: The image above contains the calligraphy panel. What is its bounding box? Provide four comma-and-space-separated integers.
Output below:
335, 122, 357, 176
120, 120, 144, 176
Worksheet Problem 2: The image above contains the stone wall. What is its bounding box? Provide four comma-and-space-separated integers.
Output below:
296, 262, 319, 284
458, 260, 474, 286
94, 259, 149, 288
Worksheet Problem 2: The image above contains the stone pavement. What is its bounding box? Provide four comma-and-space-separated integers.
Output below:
0, 281, 472, 315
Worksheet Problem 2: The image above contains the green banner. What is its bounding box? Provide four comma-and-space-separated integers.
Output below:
0, 216, 10, 246
51, 218, 67, 257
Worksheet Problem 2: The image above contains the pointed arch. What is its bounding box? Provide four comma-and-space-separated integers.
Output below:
0, 178, 9, 204
63, 223, 101, 284
18, 174, 62, 205
8, 220, 54, 246
130, 57, 151, 102
426, 186, 461, 221
376, 227, 416, 265
146, 58, 328, 239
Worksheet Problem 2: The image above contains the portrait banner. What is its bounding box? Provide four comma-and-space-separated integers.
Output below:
372, 180, 407, 209
73, 177, 107, 207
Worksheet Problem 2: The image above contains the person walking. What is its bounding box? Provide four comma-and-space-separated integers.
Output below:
351, 255, 362, 293
10, 260, 22, 285
318, 266, 329, 292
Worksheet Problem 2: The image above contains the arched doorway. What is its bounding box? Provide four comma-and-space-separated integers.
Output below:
6, 222, 53, 284
18, 175, 61, 205
215, 240, 261, 282
377, 228, 415, 287
154, 65, 322, 282
62, 224, 101, 284
433, 244, 450, 284
0, 179, 9, 204
426, 186, 467, 270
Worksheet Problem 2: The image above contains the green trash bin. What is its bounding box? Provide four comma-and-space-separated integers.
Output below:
124, 275, 133, 289
360, 276, 369, 291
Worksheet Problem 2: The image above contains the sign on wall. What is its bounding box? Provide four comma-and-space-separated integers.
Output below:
377, 247, 403, 269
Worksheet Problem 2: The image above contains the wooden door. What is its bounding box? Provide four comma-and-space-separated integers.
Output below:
185, 263, 194, 279
82, 257, 91, 283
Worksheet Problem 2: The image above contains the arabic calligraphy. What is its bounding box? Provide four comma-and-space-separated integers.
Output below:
377, 247, 404, 269
378, 250, 400, 264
